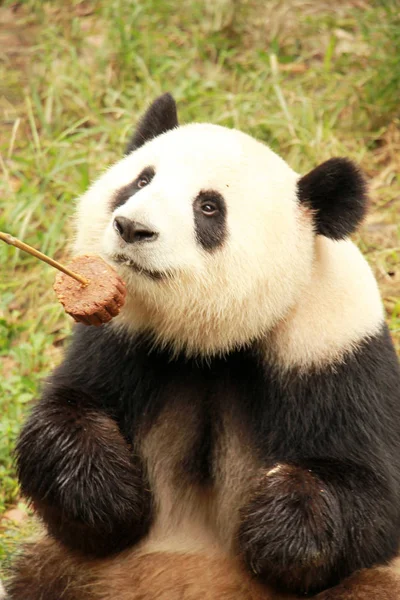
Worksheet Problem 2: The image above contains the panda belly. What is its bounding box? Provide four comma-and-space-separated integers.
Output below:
139, 398, 219, 555
135, 348, 262, 558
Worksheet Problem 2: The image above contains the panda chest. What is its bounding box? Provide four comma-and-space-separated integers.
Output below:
137, 348, 262, 492
139, 367, 215, 490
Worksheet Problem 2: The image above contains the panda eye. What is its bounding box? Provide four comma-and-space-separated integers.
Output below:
201, 202, 218, 216
137, 176, 150, 189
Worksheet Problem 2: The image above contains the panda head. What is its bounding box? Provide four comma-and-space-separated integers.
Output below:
75, 94, 368, 356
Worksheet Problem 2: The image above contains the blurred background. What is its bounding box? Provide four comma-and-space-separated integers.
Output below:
0, 0, 399, 574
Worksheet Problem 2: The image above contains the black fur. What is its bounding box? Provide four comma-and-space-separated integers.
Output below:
237, 327, 400, 594
14, 324, 400, 594
297, 158, 368, 239
112, 166, 155, 210
125, 93, 178, 154
193, 190, 227, 251
239, 460, 398, 594
16, 384, 152, 557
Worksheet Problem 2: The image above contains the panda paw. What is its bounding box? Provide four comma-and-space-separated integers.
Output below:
16, 398, 152, 557
237, 463, 343, 595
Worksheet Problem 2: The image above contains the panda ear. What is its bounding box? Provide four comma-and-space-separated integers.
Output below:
125, 93, 178, 154
297, 158, 368, 239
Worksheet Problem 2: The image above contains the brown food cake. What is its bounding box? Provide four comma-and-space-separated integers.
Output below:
53, 255, 126, 325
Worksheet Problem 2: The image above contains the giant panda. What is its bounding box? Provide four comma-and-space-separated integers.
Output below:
7, 93, 400, 600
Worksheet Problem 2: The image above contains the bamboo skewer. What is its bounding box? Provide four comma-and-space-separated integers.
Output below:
0, 231, 89, 286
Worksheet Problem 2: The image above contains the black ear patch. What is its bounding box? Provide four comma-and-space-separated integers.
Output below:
125, 93, 178, 154
297, 158, 368, 239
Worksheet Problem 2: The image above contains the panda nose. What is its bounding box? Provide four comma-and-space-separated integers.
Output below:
113, 216, 158, 244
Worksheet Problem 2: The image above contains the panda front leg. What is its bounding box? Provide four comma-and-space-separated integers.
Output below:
237, 458, 399, 596
16, 386, 152, 557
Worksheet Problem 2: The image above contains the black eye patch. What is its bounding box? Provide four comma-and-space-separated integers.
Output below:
112, 166, 155, 210
193, 190, 227, 252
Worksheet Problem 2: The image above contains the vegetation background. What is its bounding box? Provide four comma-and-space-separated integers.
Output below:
0, 0, 399, 579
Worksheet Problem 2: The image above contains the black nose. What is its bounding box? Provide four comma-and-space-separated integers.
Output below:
113, 216, 158, 243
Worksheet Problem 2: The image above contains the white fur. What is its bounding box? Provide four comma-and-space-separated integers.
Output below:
74, 122, 383, 365
75, 123, 313, 355
269, 236, 384, 370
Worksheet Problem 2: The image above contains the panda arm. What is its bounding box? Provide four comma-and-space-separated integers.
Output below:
238, 328, 400, 595
238, 456, 398, 595
15, 326, 152, 557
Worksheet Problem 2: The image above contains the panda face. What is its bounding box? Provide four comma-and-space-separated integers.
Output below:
104, 125, 236, 277
75, 122, 315, 355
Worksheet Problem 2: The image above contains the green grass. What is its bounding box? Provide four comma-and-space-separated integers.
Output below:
0, 505, 38, 573
0, 0, 399, 574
